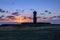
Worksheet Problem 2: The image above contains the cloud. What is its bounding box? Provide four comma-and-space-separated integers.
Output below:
0, 17, 2, 19
1, 15, 4, 17
30, 9, 34, 10
12, 12, 19, 16
0, 15, 5, 20
51, 16, 60, 18
56, 16, 60, 18
45, 10, 48, 12
21, 10, 25, 13
0, 9, 5, 13
6, 16, 16, 20
48, 12, 51, 14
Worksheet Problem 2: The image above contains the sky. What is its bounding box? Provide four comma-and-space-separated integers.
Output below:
0, 0, 60, 24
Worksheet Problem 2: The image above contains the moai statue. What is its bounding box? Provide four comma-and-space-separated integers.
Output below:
33, 11, 37, 23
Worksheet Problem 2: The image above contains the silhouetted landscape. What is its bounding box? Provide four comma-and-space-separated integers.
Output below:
0, 10, 60, 40
0, 0, 60, 40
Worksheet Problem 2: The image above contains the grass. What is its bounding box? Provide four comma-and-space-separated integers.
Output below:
0, 26, 60, 40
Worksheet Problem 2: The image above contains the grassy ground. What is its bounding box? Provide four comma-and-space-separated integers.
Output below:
0, 26, 60, 40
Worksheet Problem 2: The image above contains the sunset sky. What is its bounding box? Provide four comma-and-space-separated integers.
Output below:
0, 0, 60, 24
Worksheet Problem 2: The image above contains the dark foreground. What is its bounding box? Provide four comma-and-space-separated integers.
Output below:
0, 26, 60, 40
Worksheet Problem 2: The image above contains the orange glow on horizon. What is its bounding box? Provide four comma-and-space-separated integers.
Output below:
0, 16, 32, 23
1, 16, 60, 22
15, 16, 33, 23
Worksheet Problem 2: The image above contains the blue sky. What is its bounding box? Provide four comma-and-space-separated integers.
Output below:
0, 0, 60, 23
0, 0, 60, 16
